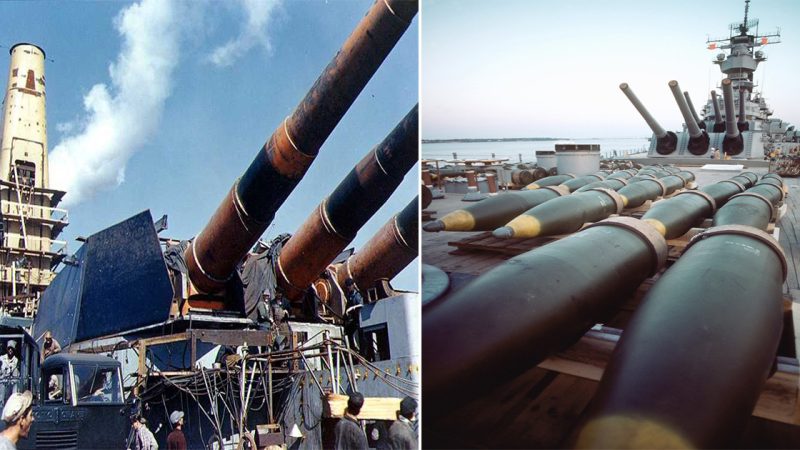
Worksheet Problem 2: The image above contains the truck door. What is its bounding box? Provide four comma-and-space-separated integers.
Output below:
25, 364, 78, 449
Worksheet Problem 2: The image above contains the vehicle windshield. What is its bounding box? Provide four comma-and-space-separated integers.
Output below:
72, 364, 123, 404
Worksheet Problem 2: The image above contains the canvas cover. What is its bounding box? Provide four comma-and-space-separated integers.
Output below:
34, 210, 174, 346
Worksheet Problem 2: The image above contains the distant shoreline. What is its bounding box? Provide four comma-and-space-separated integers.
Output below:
422, 138, 563, 144
422, 137, 647, 144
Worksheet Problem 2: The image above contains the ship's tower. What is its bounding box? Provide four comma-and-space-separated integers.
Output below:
0, 43, 67, 320
705, 0, 780, 126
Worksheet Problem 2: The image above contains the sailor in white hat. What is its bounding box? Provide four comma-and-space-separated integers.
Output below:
0, 390, 34, 448
0, 341, 19, 378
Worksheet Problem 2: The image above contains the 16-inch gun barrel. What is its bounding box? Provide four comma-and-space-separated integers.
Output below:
721, 79, 744, 155
683, 91, 706, 130
336, 196, 419, 292
711, 90, 725, 132
620, 83, 677, 155
276, 106, 418, 300
184, 0, 417, 294
669, 80, 709, 155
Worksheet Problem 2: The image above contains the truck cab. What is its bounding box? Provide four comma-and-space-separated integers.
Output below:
0, 331, 131, 450
21, 353, 131, 449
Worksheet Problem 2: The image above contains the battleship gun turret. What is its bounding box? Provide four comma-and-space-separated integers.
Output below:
275, 105, 418, 303
721, 78, 745, 155
620, 83, 678, 155
184, 0, 418, 298
710, 90, 726, 132
669, 80, 709, 155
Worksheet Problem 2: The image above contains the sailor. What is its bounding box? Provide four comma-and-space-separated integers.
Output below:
271, 293, 291, 351
131, 415, 158, 450
344, 279, 364, 351
385, 396, 418, 449
47, 375, 62, 401
255, 292, 273, 333
334, 392, 368, 450
41, 331, 61, 362
167, 410, 187, 450
0, 342, 19, 378
0, 391, 34, 450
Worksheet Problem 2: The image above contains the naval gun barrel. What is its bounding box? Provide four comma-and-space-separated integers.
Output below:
670, 82, 702, 138
577, 179, 786, 449
276, 105, 418, 300
423, 185, 568, 232
683, 91, 706, 130
738, 88, 749, 131
711, 90, 725, 132
336, 195, 418, 292
184, 0, 417, 294
620, 82, 677, 155
669, 81, 709, 155
423, 217, 667, 418
721, 79, 745, 155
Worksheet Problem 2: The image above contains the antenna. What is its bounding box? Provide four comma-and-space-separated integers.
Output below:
740, 0, 750, 34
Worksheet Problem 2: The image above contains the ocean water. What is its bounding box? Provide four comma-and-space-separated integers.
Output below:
422, 137, 651, 163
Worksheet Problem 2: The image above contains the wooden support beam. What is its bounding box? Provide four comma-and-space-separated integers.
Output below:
323, 394, 401, 421
537, 333, 800, 426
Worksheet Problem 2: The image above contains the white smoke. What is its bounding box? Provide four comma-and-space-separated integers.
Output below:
49, 0, 283, 206
208, 0, 282, 67
49, 0, 181, 206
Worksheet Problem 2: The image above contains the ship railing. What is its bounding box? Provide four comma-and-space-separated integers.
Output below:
2, 234, 67, 255
0, 265, 55, 286
0, 200, 69, 224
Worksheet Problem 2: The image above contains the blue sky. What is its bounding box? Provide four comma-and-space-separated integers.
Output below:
422, 0, 800, 139
0, 0, 419, 290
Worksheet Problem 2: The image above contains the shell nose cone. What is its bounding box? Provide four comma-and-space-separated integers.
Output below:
492, 227, 514, 239
423, 220, 445, 232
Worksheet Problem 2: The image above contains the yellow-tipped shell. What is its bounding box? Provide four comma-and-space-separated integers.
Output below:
642, 218, 667, 237
503, 214, 542, 238
576, 415, 693, 449
439, 209, 476, 231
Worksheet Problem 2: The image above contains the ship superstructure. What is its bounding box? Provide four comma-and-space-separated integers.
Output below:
0, 44, 67, 320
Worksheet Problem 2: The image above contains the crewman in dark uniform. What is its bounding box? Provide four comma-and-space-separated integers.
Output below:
344, 279, 364, 351
334, 392, 367, 450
